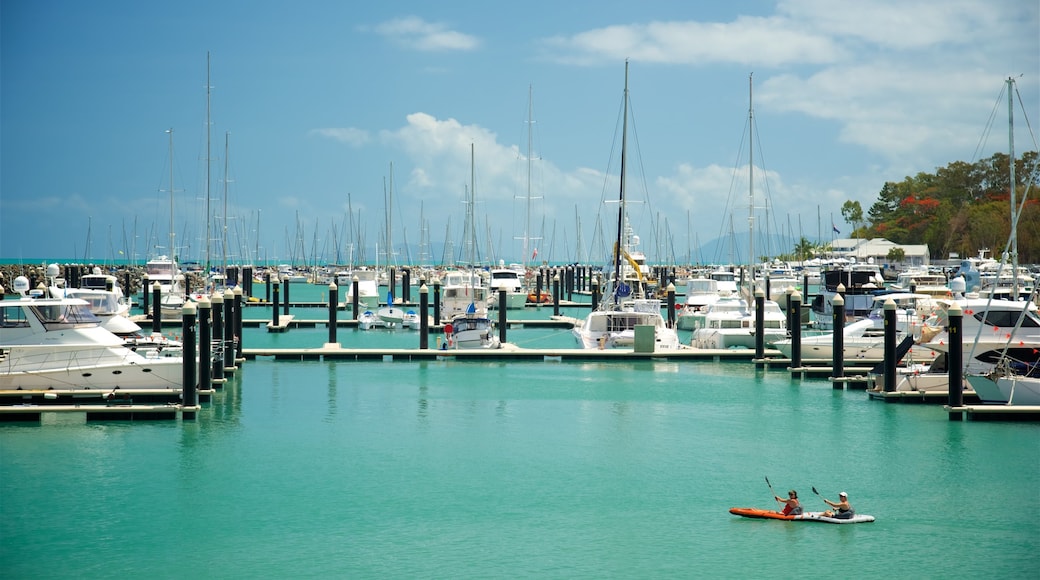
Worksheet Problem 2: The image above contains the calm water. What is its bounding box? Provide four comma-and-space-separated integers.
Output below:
2, 283, 1038, 579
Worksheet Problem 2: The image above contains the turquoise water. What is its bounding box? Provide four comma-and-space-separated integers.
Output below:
2, 284, 1038, 579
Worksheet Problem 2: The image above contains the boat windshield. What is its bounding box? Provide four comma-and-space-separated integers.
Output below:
30, 302, 100, 328
65, 291, 122, 315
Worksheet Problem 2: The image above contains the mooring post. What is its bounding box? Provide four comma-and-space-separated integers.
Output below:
328, 282, 338, 346
181, 301, 198, 420
667, 283, 676, 327
498, 287, 507, 344
223, 289, 235, 373
791, 290, 803, 373
198, 295, 212, 391
402, 268, 411, 303
234, 286, 244, 361
754, 288, 765, 363
212, 291, 225, 385
831, 294, 845, 388
433, 277, 441, 326
553, 273, 561, 317
948, 302, 964, 420
272, 277, 280, 327
151, 281, 162, 334
591, 276, 600, 310
419, 283, 429, 349
265, 271, 271, 303
883, 298, 897, 392
351, 276, 359, 319
282, 275, 290, 315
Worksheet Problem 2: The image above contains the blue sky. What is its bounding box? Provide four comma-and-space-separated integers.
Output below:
2, 0, 1037, 267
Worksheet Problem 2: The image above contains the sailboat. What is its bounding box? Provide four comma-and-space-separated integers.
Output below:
146, 128, 188, 322
445, 144, 500, 349
572, 61, 682, 351
692, 73, 786, 349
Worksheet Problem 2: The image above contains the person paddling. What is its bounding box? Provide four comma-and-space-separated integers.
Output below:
821, 491, 854, 519
775, 490, 802, 515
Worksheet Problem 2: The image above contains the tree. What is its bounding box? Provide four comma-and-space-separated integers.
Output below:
841, 200, 864, 237
886, 247, 905, 265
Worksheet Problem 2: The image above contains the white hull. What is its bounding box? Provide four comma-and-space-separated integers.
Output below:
573, 301, 682, 350
0, 345, 182, 391
0, 296, 183, 392
967, 374, 1040, 405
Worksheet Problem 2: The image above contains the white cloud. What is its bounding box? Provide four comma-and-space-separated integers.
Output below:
542, 17, 841, 66
310, 127, 370, 146
373, 16, 480, 52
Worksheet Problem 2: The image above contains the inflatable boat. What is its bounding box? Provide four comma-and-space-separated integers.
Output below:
729, 507, 875, 524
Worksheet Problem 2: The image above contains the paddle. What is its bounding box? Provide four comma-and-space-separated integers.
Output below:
812, 486, 830, 512
766, 476, 782, 510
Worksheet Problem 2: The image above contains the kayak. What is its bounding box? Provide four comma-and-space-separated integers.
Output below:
729, 507, 875, 524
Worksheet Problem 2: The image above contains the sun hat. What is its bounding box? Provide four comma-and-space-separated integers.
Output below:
839, 491, 847, 498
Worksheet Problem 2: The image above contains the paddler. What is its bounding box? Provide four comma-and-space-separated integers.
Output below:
821, 491, 855, 519
774, 489, 802, 515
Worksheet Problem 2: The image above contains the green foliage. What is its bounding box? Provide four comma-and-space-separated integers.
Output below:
886, 247, 906, 263
864, 151, 1039, 261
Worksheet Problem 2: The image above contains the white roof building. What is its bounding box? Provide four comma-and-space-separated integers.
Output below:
828, 238, 929, 267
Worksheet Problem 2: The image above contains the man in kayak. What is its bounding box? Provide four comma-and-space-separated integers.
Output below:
775, 490, 803, 515
821, 491, 854, 519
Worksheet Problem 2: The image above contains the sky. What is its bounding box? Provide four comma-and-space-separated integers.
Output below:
2, 0, 1038, 268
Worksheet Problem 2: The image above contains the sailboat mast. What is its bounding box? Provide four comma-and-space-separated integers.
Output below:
747, 72, 756, 292
222, 131, 230, 276
205, 51, 212, 277
525, 84, 534, 269
1007, 76, 1018, 299
612, 61, 630, 305
167, 128, 175, 261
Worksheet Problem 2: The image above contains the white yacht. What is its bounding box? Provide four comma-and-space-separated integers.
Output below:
870, 279, 1040, 395
0, 277, 183, 392
773, 293, 936, 362
690, 293, 787, 350
486, 263, 528, 310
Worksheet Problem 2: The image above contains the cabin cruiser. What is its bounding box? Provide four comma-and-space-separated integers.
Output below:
486, 263, 528, 310
773, 293, 936, 362
690, 292, 787, 350
446, 303, 501, 349
676, 277, 722, 331
868, 277, 1040, 395
0, 277, 182, 392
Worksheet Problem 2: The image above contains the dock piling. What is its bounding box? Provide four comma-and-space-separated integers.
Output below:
181, 301, 198, 420
948, 302, 964, 420
419, 284, 429, 349
883, 299, 897, 392
831, 293, 845, 387
327, 282, 338, 346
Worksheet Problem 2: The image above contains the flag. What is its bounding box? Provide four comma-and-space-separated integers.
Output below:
832, 223, 840, 234
531, 248, 538, 260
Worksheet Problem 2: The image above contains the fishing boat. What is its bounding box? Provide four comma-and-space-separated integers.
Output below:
572, 62, 681, 351
728, 507, 875, 524
0, 276, 183, 391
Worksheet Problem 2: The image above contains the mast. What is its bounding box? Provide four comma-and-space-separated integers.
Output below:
205, 51, 212, 278
747, 72, 756, 295
222, 131, 230, 278
611, 60, 630, 307
525, 84, 534, 269
166, 128, 175, 261
1007, 76, 1018, 299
